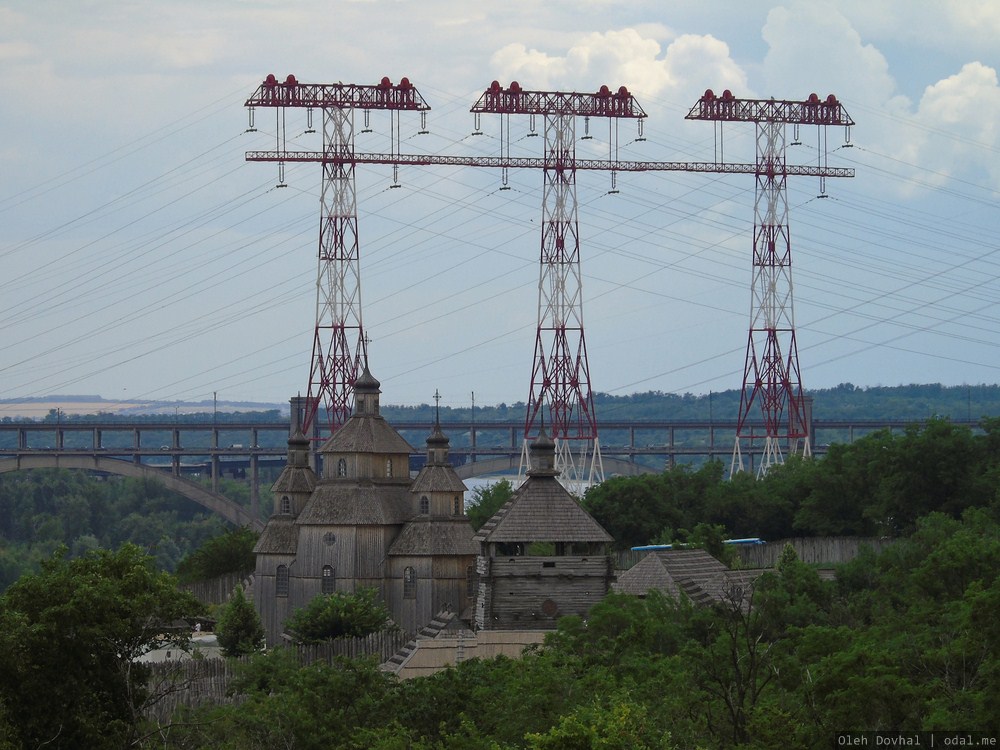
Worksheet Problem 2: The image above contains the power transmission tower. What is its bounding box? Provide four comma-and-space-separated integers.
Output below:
244, 74, 429, 439
246, 77, 854, 479
685, 90, 855, 476
470, 82, 647, 494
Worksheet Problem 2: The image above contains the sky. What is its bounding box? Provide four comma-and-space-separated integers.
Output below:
1, 0, 999, 411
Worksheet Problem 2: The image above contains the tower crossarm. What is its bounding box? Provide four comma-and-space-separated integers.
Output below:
245, 74, 430, 111
245, 150, 854, 178
471, 80, 647, 118
685, 89, 854, 126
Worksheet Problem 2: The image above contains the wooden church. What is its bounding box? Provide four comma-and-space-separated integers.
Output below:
253, 367, 616, 652
253, 368, 478, 643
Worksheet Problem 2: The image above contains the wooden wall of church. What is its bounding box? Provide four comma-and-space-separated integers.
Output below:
294, 524, 399, 586
254, 553, 296, 646
387, 555, 476, 635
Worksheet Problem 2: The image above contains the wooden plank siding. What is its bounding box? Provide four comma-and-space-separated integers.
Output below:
387, 555, 476, 634
476, 555, 613, 630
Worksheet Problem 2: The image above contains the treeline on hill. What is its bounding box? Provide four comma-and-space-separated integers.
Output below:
383, 381, 1000, 423
0, 471, 266, 590
583, 417, 1000, 548
14, 382, 1000, 426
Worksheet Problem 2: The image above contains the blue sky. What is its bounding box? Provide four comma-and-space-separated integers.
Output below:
1, 1, 998, 409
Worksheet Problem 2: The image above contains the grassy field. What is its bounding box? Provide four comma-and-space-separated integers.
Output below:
0, 400, 146, 419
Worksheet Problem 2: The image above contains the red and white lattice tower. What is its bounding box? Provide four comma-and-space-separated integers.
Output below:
245, 74, 429, 438
471, 82, 647, 493
685, 90, 854, 476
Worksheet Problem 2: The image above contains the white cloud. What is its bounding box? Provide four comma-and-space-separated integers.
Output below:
489, 27, 747, 103
761, 2, 897, 105
902, 62, 1000, 190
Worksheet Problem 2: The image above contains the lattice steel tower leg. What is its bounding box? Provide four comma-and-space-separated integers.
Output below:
307, 105, 368, 437
731, 119, 810, 477
520, 112, 604, 494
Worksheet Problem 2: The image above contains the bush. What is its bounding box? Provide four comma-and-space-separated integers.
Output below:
285, 587, 394, 644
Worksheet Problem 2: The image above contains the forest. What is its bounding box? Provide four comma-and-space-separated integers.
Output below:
0, 471, 266, 590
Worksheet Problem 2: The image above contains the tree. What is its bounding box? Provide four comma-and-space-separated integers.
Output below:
216, 585, 265, 657
0, 544, 203, 750
466, 479, 514, 530
285, 587, 394, 644
175, 525, 260, 584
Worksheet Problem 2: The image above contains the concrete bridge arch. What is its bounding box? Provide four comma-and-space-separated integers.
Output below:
0, 455, 263, 531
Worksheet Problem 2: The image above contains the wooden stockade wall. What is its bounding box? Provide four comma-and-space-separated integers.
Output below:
615, 536, 895, 571
730, 536, 895, 568
145, 630, 410, 722
182, 571, 252, 605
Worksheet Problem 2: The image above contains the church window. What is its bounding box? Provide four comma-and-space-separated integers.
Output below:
337, 458, 347, 477
385, 458, 393, 477
276, 565, 289, 597
403, 566, 416, 599
280, 496, 291, 514
322, 565, 335, 594
454, 496, 461, 515
466, 565, 476, 597
419, 496, 429, 514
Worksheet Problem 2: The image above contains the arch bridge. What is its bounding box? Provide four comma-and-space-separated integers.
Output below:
0, 454, 263, 531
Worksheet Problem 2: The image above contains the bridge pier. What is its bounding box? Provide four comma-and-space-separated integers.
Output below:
250, 455, 259, 521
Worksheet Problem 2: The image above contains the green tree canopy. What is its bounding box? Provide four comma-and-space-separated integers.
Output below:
285, 587, 394, 644
216, 585, 265, 657
175, 525, 260, 584
0, 544, 202, 750
466, 479, 514, 531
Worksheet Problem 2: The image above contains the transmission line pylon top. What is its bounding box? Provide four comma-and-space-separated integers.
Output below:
245, 74, 429, 441
471, 81, 647, 494
685, 89, 855, 477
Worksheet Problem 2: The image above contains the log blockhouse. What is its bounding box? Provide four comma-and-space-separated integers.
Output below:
473, 430, 615, 630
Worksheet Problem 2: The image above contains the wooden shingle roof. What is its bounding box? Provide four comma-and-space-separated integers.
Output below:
253, 516, 299, 555
319, 415, 414, 455
270, 463, 317, 494
297, 482, 412, 525
410, 464, 467, 494
270, 428, 318, 494
614, 548, 770, 606
319, 366, 414, 456
388, 518, 479, 556
473, 475, 613, 544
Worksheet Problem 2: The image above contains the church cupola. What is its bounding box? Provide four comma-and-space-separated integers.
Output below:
353, 366, 381, 417
426, 389, 450, 466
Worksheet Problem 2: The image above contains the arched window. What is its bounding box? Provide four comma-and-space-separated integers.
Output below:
276, 565, 289, 597
322, 565, 335, 594
454, 496, 461, 515
280, 496, 291, 514
337, 458, 347, 477
419, 496, 429, 515
466, 565, 477, 597
385, 458, 393, 477
403, 566, 416, 599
